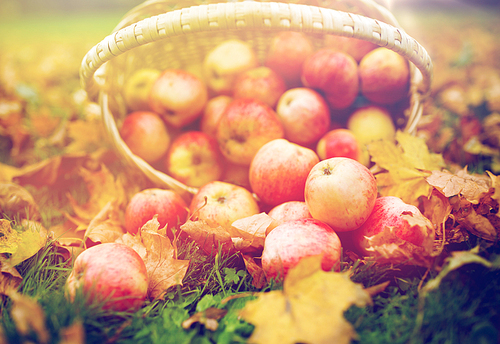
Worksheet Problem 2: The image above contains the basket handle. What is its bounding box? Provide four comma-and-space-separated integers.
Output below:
80, 1, 432, 102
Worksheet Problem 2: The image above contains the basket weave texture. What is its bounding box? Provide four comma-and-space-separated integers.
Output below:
80, 0, 433, 198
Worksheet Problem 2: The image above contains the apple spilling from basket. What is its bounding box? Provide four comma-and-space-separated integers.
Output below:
66, 32, 435, 311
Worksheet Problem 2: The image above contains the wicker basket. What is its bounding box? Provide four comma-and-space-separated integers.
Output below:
80, 0, 433, 199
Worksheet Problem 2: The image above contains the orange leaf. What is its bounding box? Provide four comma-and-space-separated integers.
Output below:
227, 213, 275, 254
117, 216, 190, 300
84, 201, 125, 244
180, 219, 235, 256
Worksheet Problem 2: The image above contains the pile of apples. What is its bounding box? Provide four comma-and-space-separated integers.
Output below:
116, 32, 430, 283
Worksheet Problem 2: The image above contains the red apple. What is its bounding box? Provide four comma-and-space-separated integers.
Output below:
202, 39, 259, 95
301, 49, 359, 109
119, 111, 170, 164
249, 139, 319, 206
352, 196, 435, 263
261, 218, 342, 281
123, 68, 161, 112
267, 201, 312, 227
305, 157, 377, 232
346, 105, 396, 145
216, 98, 285, 165
65, 243, 148, 312
316, 128, 362, 162
359, 47, 410, 104
265, 31, 315, 87
164, 131, 223, 188
232, 66, 287, 108
275, 87, 331, 146
125, 188, 188, 236
324, 35, 377, 62
149, 69, 208, 128
189, 181, 260, 228
200, 95, 233, 138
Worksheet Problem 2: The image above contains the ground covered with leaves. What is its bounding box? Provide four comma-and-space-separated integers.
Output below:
1, 4, 500, 344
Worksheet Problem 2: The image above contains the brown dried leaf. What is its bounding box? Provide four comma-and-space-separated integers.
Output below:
0, 257, 22, 295
242, 255, 267, 289
84, 201, 125, 244
182, 308, 228, 331
180, 219, 235, 256
8, 290, 50, 344
0, 183, 40, 220
426, 167, 491, 204
59, 320, 85, 344
459, 206, 498, 241
117, 216, 190, 300
227, 213, 275, 254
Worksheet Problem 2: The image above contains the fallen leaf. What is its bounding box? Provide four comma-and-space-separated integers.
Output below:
84, 200, 125, 244
66, 165, 127, 232
368, 131, 445, 206
459, 206, 498, 241
240, 255, 371, 344
0, 183, 40, 220
0, 219, 21, 255
180, 219, 235, 256
8, 290, 50, 344
59, 320, 85, 344
426, 167, 492, 204
0, 257, 22, 295
116, 216, 190, 300
64, 117, 109, 154
182, 307, 228, 331
6, 220, 48, 267
241, 255, 267, 289
487, 171, 500, 215
227, 213, 275, 253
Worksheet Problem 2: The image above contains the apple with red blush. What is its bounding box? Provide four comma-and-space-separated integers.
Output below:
305, 157, 377, 232
324, 35, 377, 62
249, 139, 319, 207
301, 49, 359, 110
316, 128, 362, 162
65, 243, 148, 312
216, 98, 285, 166
232, 66, 287, 108
265, 31, 314, 88
261, 218, 342, 281
275, 87, 331, 146
267, 201, 312, 227
359, 47, 410, 105
352, 196, 435, 263
189, 181, 260, 228
149, 69, 208, 128
125, 188, 188, 236
200, 95, 233, 138
119, 111, 170, 164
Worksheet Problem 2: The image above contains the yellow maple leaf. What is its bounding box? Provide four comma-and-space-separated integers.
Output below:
368, 131, 445, 206
65, 117, 110, 154
7, 220, 48, 267
0, 219, 21, 255
240, 255, 371, 344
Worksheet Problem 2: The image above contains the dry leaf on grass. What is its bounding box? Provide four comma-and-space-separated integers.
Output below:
426, 167, 491, 204
83, 200, 125, 244
368, 131, 445, 206
0, 219, 21, 255
240, 255, 371, 344
59, 320, 85, 344
0, 257, 22, 295
241, 255, 267, 289
116, 216, 190, 300
182, 308, 228, 331
8, 290, 50, 344
180, 220, 235, 256
0, 183, 40, 220
6, 220, 48, 267
227, 213, 276, 253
